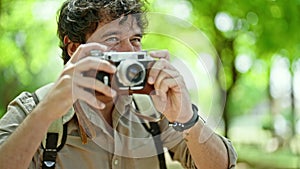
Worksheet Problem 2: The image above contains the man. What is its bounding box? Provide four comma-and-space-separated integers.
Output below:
0, 0, 237, 169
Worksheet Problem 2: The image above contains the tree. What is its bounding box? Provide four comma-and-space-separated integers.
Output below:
188, 0, 300, 137
0, 0, 63, 117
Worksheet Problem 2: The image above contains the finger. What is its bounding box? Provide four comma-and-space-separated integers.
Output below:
73, 73, 116, 97
154, 69, 180, 90
159, 77, 183, 93
62, 58, 116, 81
149, 50, 170, 61
154, 89, 168, 102
150, 94, 167, 112
148, 59, 175, 84
72, 85, 106, 109
69, 43, 108, 63
74, 57, 116, 73
159, 75, 184, 100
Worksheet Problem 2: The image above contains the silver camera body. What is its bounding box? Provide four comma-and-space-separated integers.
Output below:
91, 50, 155, 94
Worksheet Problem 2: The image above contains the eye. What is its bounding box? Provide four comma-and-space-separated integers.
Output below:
130, 36, 142, 46
131, 38, 141, 42
104, 37, 120, 45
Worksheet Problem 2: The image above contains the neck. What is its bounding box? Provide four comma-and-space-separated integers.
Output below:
95, 95, 117, 126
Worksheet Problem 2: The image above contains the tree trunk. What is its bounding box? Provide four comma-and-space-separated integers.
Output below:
215, 36, 237, 138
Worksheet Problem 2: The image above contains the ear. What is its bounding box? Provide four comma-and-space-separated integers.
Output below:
64, 36, 80, 57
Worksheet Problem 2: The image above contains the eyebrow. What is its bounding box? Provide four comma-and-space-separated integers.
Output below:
133, 33, 143, 38
101, 31, 122, 39
101, 31, 143, 39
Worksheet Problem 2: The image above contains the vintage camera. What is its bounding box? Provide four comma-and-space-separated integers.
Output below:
90, 50, 155, 95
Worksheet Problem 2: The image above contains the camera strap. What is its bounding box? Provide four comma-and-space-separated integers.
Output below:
141, 122, 167, 169
32, 92, 68, 169
132, 94, 167, 169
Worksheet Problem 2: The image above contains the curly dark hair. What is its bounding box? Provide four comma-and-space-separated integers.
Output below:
57, 0, 148, 64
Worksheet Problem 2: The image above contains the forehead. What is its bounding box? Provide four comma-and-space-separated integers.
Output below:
87, 15, 142, 42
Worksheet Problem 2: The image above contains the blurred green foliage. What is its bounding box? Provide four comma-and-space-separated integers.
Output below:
0, 0, 63, 116
187, 0, 300, 168
188, 0, 300, 133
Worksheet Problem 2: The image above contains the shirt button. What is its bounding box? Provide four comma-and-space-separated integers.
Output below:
114, 159, 119, 166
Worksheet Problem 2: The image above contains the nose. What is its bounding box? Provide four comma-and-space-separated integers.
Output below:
114, 39, 135, 52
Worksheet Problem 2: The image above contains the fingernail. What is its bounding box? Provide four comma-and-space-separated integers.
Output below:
111, 89, 117, 97
100, 102, 106, 109
103, 45, 108, 50
148, 76, 154, 84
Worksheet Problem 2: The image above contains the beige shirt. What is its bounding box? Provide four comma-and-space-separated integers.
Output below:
0, 84, 237, 169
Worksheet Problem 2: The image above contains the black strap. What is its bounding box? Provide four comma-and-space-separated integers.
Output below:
147, 122, 167, 169
132, 98, 167, 169
142, 122, 166, 169
57, 124, 68, 151
41, 123, 68, 169
42, 133, 58, 169
32, 92, 68, 169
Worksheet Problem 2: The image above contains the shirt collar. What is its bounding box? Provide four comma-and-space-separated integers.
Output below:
112, 95, 133, 128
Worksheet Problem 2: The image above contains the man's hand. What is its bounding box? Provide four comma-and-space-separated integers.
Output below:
40, 43, 117, 122
148, 50, 193, 123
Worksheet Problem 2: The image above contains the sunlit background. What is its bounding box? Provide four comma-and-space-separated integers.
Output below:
1, 0, 300, 168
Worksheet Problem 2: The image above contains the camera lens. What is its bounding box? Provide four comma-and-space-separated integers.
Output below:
126, 63, 144, 83
117, 59, 146, 87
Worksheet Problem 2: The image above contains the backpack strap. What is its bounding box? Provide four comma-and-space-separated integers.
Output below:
132, 94, 167, 169
32, 89, 68, 169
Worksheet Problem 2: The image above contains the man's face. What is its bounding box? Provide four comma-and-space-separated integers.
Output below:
86, 15, 143, 52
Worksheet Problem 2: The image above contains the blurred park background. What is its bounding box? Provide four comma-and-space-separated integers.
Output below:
1, 0, 300, 168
